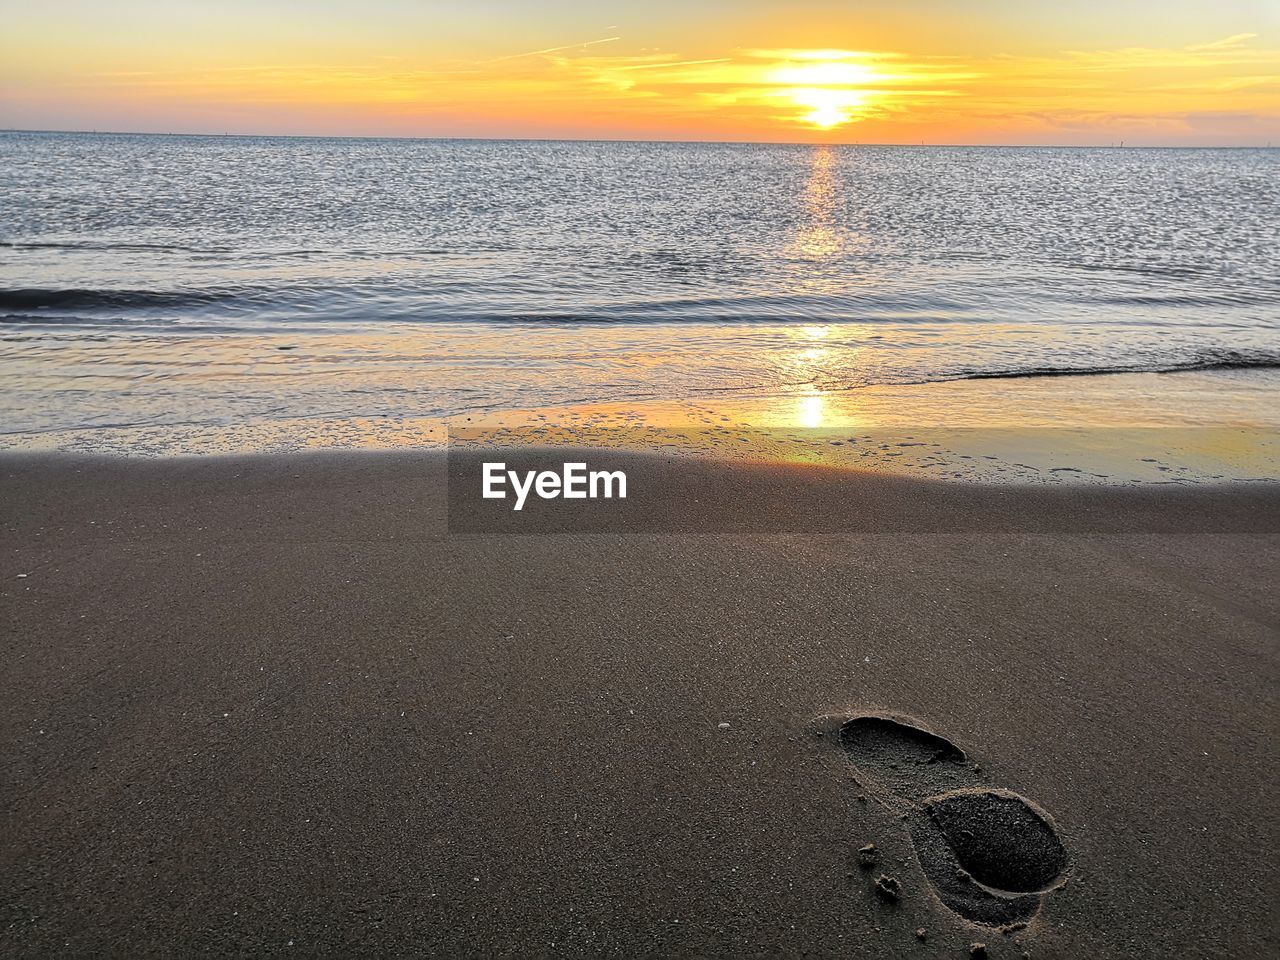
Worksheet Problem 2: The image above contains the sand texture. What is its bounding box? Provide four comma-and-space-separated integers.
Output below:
2, 451, 1278, 957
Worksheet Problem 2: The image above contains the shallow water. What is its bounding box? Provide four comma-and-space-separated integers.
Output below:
2, 132, 1278, 455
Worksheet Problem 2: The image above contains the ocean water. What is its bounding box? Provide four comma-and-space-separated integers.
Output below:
1, 131, 1278, 451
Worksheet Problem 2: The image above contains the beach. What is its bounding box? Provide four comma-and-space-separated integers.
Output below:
4, 0, 1280, 951
4, 450, 1277, 958
3, 131, 1279, 958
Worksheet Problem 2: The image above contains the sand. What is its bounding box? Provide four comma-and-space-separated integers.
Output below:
2, 450, 1278, 958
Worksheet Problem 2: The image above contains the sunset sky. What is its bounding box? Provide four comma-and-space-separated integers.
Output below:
2, 0, 1278, 145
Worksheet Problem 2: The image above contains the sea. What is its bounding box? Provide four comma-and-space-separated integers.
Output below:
2, 131, 1278, 454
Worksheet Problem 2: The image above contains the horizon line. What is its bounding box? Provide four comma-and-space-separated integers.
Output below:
2, 127, 1276, 150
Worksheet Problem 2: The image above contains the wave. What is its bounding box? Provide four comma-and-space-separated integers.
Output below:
938, 350, 1280, 384
1089, 292, 1280, 308
4, 278, 1278, 328
0, 287, 240, 311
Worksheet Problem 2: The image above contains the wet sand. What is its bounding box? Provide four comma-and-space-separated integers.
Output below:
2, 451, 1278, 958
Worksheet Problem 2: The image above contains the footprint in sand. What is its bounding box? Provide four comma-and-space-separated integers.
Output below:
837, 714, 1068, 927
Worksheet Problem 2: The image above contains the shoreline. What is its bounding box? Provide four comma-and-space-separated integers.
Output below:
3, 450, 1278, 956
4, 368, 1279, 485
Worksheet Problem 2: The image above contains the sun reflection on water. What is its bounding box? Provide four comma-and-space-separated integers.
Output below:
798, 391, 826, 429
790, 145, 842, 262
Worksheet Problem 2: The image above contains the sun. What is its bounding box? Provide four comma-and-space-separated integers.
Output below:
766, 56, 884, 130
789, 87, 868, 129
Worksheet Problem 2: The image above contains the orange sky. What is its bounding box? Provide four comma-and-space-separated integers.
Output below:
2, 1, 1278, 144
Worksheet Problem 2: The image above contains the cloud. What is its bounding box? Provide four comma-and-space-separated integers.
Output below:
1187, 33, 1258, 51
479, 37, 621, 65
35, 30, 1280, 143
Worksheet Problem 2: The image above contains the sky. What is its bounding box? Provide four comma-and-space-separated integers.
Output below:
2, 0, 1278, 145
